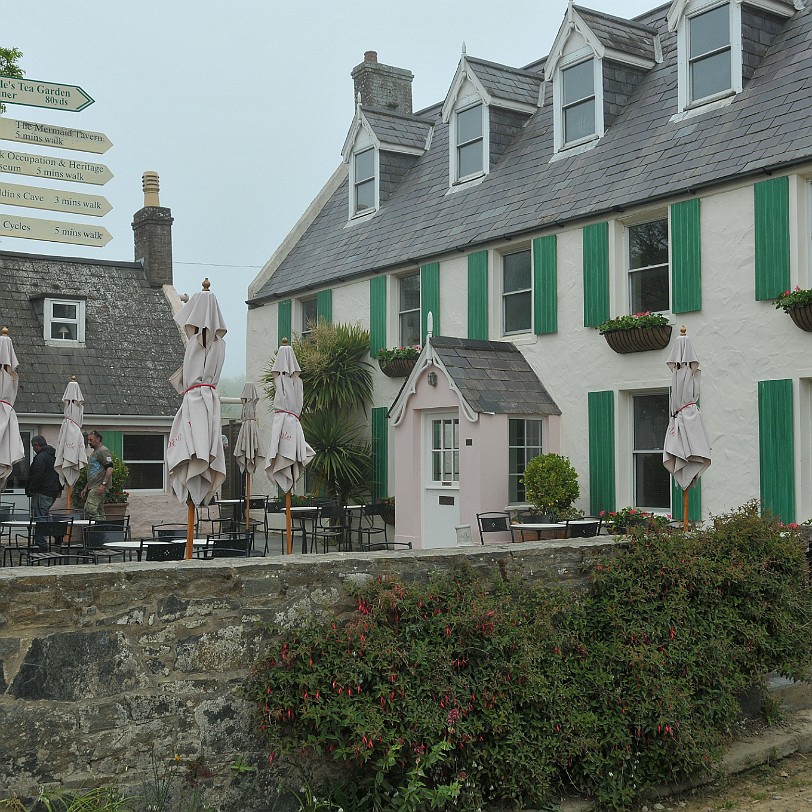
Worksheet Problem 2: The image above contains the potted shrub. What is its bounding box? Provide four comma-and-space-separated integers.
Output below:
380, 496, 395, 526
775, 286, 812, 332
376, 345, 421, 377
521, 453, 579, 521
596, 311, 672, 353
74, 453, 130, 517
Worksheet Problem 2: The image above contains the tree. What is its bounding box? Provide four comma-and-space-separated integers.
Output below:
0, 47, 24, 114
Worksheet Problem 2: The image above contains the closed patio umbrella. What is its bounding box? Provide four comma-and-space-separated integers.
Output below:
167, 279, 227, 558
54, 376, 88, 511
264, 338, 314, 554
234, 381, 263, 529
663, 326, 711, 529
0, 328, 25, 493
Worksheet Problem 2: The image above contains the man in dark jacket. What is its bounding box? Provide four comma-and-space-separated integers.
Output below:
26, 435, 62, 550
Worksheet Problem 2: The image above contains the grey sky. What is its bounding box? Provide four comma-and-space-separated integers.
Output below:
6, 0, 654, 378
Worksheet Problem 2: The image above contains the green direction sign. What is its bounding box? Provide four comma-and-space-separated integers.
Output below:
0, 148, 113, 185
0, 182, 111, 217
0, 77, 93, 112
0, 213, 112, 247
0, 117, 112, 154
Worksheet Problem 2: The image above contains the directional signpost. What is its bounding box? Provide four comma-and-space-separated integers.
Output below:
0, 182, 111, 217
0, 77, 93, 112
0, 117, 111, 154
0, 148, 112, 185
0, 213, 112, 248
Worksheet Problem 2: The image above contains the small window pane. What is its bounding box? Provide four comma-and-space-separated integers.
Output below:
690, 50, 731, 101
635, 453, 671, 508
50, 322, 78, 341
630, 266, 670, 313
634, 395, 670, 449
355, 149, 374, 181
52, 302, 77, 320
457, 105, 482, 144
503, 251, 531, 293
629, 220, 668, 270
356, 178, 375, 211
127, 463, 164, 490
399, 311, 420, 347
400, 274, 420, 311
123, 434, 163, 459
504, 292, 532, 333
689, 5, 730, 58
562, 59, 594, 105
564, 99, 596, 143
458, 141, 483, 178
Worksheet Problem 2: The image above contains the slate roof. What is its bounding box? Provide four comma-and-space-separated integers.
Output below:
251, 3, 812, 303
574, 6, 658, 61
362, 107, 434, 152
464, 56, 543, 107
430, 336, 561, 416
0, 250, 185, 417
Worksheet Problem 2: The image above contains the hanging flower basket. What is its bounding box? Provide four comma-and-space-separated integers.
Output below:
775, 287, 812, 332
602, 325, 672, 354
786, 303, 812, 332
378, 357, 417, 377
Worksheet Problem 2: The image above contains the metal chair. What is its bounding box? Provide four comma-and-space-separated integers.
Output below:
476, 512, 518, 545
202, 531, 254, 559
244, 496, 269, 550
82, 528, 127, 563
312, 504, 350, 553
265, 500, 286, 555
145, 542, 185, 562
356, 503, 390, 551
16, 518, 75, 565
91, 516, 131, 539
27, 552, 97, 566
565, 517, 603, 538
152, 524, 189, 540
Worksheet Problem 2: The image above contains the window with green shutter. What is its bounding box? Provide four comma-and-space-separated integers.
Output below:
371, 407, 388, 501
369, 276, 387, 356
277, 300, 292, 345
588, 390, 615, 515
583, 222, 609, 327
758, 378, 795, 523
754, 176, 790, 301
420, 262, 440, 341
103, 431, 123, 460
670, 199, 702, 313
467, 251, 488, 340
533, 235, 557, 334
316, 289, 333, 323
671, 479, 701, 522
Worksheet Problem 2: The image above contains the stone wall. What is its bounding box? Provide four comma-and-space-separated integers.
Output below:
0, 538, 613, 810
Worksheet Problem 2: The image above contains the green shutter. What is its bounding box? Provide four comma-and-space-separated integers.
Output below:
420, 262, 440, 341
583, 222, 609, 327
371, 407, 388, 501
671, 198, 702, 313
671, 479, 701, 522
467, 251, 488, 340
758, 379, 795, 522
316, 289, 333, 323
104, 431, 123, 461
533, 234, 558, 334
754, 176, 790, 301
588, 390, 615, 515
369, 276, 387, 356
277, 299, 292, 345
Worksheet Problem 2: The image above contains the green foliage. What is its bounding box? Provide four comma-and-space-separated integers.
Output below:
0, 47, 23, 115
521, 453, 580, 516
376, 345, 421, 362
29, 787, 133, 812
245, 502, 812, 811
602, 506, 669, 534
596, 311, 670, 333
74, 453, 130, 504
774, 286, 812, 312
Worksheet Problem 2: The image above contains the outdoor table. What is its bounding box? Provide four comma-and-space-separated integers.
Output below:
103, 537, 207, 562
1, 517, 93, 550
510, 521, 567, 541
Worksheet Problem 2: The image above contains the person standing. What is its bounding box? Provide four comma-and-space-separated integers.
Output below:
81, 430, 113, 520
26, 435, 62, 551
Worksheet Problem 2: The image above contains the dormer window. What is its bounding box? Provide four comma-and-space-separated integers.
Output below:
44, 298, 85, 346
455, 103, 485, 180
352, 147, 377, 216
688, 4, 733, 104
562, 58, 597, 144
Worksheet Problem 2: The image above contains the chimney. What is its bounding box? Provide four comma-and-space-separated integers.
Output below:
351, 51, 413, 114
132, 171, 174, 287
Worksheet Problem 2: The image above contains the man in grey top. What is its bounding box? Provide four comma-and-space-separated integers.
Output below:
81, 430, 113, 520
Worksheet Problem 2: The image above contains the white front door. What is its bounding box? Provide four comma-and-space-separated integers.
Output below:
422, 412, 460, 548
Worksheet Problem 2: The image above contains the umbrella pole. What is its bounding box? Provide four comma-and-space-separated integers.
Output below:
286, 491, 292, 555
186, 497, 195, 560
683, 488, 690, 532
245, 473, 251, 532
66, 485, 71, 513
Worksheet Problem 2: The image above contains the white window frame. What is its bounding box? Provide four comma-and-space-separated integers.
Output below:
349, 146, 378, 218
508, 417, 544, 503
44, 297, 85, 347
450, 100, 489, 186
501, 247, 533, 336
631, 391, 671, 512
626, 214, 671, 315
553, 51, 603, 154
122, 432, 166, 493
676, 0, 741, 113
430, 416, 460, 487
300, 297, 318, 338
398, 271, 421, 347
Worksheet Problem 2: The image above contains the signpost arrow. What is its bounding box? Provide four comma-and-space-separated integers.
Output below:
0, 182, 112, 217
0, 76, 93, 112
0, 213, 112, 247
0, 117, 112, 154
0, 148, 113, 186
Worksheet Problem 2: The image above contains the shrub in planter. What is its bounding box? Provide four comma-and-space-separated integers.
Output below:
521, 453, 579, 519
73, 453, 130, 505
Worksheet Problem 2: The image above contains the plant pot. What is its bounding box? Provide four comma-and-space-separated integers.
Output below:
378, 358, 416, 378
786, 303, 812, 332
602, 324, 672, 354
381, 507, 395, 526
104, 501, 129, 520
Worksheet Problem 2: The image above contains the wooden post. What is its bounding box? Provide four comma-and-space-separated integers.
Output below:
683, 488, 690, 532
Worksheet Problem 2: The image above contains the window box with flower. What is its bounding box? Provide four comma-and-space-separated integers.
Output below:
596, 312, 672, 353
775, 286, 812, 332
379, 496, 395, 525
376, 346, 421, 377
601, 506, 670, 534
